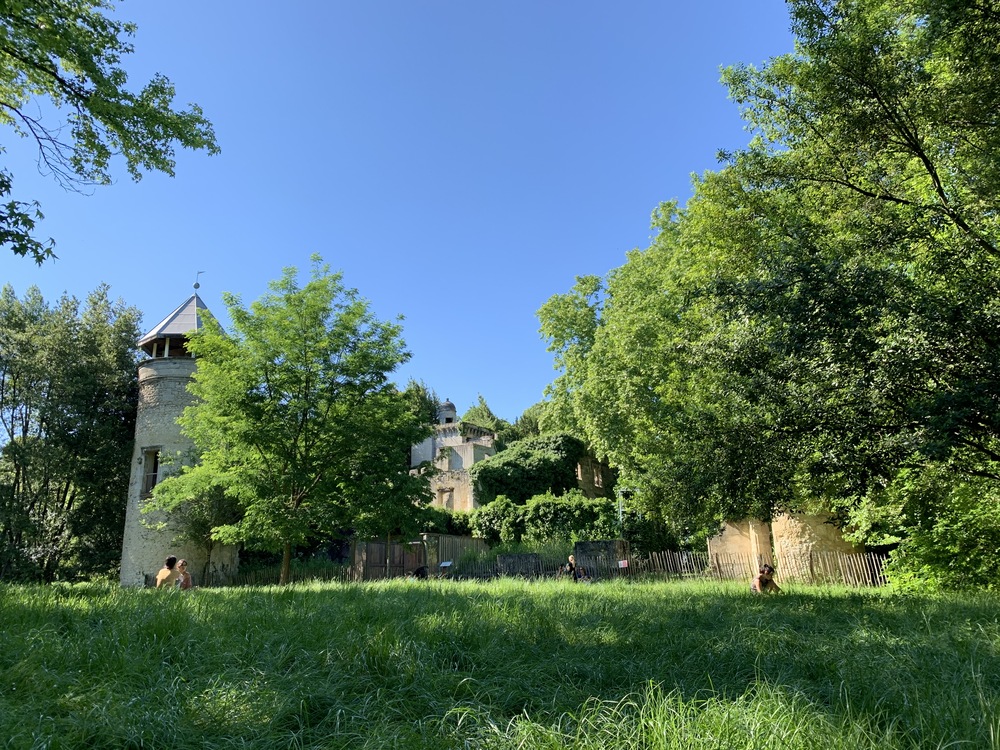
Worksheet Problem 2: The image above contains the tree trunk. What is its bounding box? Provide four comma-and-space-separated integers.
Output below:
202, 544, 213, 587
280, 542, 292, 585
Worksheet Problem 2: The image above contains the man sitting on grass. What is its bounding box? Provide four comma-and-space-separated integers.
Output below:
751, 564, 781, 594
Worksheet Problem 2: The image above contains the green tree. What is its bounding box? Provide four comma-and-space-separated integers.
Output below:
401, 379, 440, 430
462, 396, 547, 451
537, 275, 603, 438
715, 0, 1000, 485
0, 0, 218, 262
461, 395, 504, 432
539, 0, 1000, 582
459, 395, 511, 450
520, 490, 619, 544
175, 257, 431, 584
0, 283, 139, 580
469, 495, 523, 546
144, 457, 240, 583
537, 207, 777, 531
500, 402, 545, 447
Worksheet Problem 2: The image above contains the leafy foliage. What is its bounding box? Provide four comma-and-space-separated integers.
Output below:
521, 490, 619, 544
461, 395, 504, 433
166, 257, 431, 584
418, 505, 473, 537
459, 395, 541, 451
0, 283, 139, 580
469, 495, 522, 546
501, 402, 546, 447
468, 433, 586, 505
865, 468, 1000, 592
537, 0, 1000, 585
145, 456, 241, 576
400, 379, 440, 431
0, 0, 219, 262
467, 488, 685, 552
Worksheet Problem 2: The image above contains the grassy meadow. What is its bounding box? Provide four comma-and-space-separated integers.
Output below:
1, 578, 998, 749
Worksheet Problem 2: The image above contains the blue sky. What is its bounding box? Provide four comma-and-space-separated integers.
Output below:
3, 1, 793, 421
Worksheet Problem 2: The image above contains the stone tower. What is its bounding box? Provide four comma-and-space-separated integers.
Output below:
119, 292, 238, 586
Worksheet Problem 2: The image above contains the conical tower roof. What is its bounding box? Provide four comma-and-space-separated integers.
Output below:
138, 294, 207, 348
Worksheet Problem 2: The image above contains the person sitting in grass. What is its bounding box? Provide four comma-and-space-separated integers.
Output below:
177, 559, 193, 590
751, 564, 781, 594
155, 555, 179, 588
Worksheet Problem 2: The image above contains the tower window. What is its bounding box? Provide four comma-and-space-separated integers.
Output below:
141, 449, 161, 495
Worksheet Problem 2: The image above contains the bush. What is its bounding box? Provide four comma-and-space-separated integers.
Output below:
470, 496, 524, 545
470, 491, 619, 546
884, 476, 1000, 591
469, 490, 690, 551
448, 510, 474, 537
620, 509, 683, 554
418, 506, 474, 537
521, 490, 618, 543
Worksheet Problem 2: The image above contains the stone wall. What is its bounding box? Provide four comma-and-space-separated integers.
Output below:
707, 519, 773, 564
429, 470, 478, 513
706, 513, 860, 580
770, 513, 861, 579
771, 513, 859, 557
576, 455, 611, 498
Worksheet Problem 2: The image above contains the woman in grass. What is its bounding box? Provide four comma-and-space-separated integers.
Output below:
177, 559, 193, 590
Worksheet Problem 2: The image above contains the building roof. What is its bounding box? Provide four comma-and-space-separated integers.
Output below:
137, 294, 207, 347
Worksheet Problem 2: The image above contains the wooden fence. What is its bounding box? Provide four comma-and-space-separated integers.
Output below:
203, 544, 888, 588
440, 549, 889, 587
566, 550, 888, 587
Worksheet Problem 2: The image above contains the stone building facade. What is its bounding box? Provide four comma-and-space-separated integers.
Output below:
576, 454, 613, 499
410, 400, 496, 513
119, 293, 238, 587
409, 400, 616, 511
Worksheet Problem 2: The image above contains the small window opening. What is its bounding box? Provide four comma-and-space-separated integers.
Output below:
141, 450, 160, 495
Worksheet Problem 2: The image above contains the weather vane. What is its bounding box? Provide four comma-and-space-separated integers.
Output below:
194, 270, 205, 290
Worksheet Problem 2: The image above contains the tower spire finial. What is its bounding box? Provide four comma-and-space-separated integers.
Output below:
194, 270, 205, 291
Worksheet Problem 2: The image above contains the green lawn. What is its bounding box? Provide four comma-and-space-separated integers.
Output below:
1, 579, 997, 749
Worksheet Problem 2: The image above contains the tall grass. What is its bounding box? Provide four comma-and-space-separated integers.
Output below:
0, 579, 997, 749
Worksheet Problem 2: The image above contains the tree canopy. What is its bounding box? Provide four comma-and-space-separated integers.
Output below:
538, 0, 1000, 587
0, 283, 139, 580
461, 396, 546, 450
0, 0, 218, 262
151, 257, 432, 584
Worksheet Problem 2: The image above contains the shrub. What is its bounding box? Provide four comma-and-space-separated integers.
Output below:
418, 506, 474, 537
470, 496, 524, 545
884, 476, 1000, 591
470, 490, 689, 551
521, 490, 617, 543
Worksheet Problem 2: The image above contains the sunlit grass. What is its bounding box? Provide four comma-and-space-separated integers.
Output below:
0, 578, 997, 748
